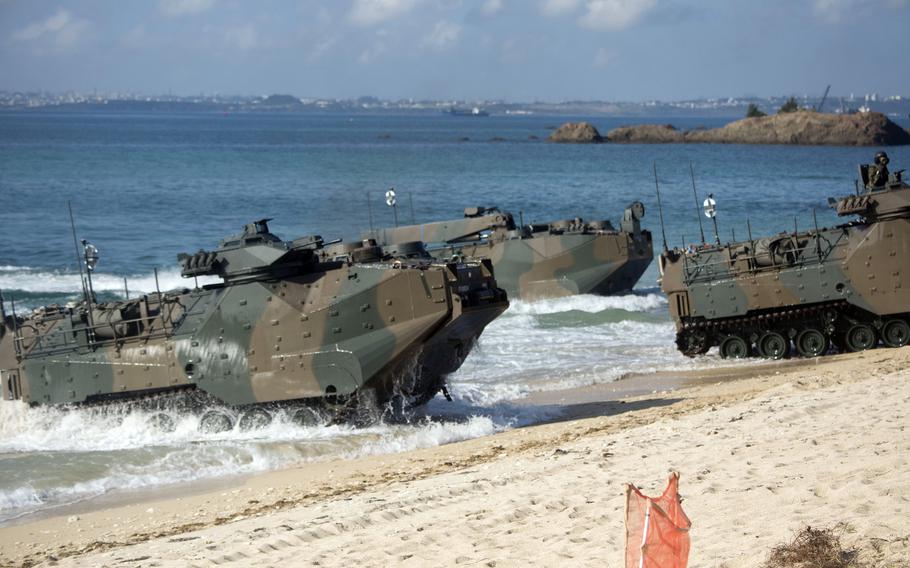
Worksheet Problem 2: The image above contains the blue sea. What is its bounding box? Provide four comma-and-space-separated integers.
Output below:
1, 110, 908, 523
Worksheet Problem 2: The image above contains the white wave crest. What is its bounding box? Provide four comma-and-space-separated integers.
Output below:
506, 292, 666, 316
0, 266, 219, 295
0, 400, 503, 521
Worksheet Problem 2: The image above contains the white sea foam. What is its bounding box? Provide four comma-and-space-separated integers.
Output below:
0, 266, 218, 295
0, 401, 504, 521
507, 292, 666, 316
446, 292, 722, 407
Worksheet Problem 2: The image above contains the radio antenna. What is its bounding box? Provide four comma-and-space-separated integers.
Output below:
68, 202, 94, 329
366, 191, 374, 234
9, 295, 19, 357
653, 162, 669, 252
813, 208, 822, 261
689, 163, 706, 244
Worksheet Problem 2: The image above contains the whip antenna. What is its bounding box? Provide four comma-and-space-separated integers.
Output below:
68, 202, 90, 309
366, 191, 374, 234
689, 163, 706, 244
652, 162, 669, 252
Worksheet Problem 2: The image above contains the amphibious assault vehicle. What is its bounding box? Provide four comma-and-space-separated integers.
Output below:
660, 163, 909, 359
364, 203, 653, 301
0, 219, 508, 428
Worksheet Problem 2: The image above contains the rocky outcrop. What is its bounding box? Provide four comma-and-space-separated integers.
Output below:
548, 122, 604, 143
606, 123, 685, 143
604, 112, 910, 146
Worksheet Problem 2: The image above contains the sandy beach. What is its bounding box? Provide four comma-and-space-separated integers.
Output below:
2, 347, 909, 568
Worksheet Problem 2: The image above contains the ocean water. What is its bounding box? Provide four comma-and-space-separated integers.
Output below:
1, 110, 908, 523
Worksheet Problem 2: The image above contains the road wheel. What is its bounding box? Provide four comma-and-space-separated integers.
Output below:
199, 410, 234, 433
238, 408, 273, 431
846, 324, 877, 352
881, 319, 910, 348
796, 328, 828, 357
148, 412, 176, 433
292, 407, 324, 427
758, 331, 789, 360
677, 329, 710, 357
719, 335, 750, 359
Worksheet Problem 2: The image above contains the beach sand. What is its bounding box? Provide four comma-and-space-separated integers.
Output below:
2, 347, 909, 567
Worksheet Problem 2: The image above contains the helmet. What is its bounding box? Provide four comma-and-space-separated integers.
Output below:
875, 151, 889, 166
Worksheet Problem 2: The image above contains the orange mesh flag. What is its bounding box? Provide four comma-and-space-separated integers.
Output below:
625, 472, 691, 568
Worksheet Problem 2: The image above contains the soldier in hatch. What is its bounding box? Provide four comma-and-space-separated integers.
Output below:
869, 151, 890, 188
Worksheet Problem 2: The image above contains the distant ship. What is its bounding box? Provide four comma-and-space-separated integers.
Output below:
446, 107, 489, 117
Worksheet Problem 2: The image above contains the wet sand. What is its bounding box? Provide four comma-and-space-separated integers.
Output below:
2, 347, 909, 567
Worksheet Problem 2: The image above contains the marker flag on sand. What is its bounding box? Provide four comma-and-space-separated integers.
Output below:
625, 472, 691, 568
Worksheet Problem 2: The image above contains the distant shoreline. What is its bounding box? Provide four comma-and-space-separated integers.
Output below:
2, 97, 910, 120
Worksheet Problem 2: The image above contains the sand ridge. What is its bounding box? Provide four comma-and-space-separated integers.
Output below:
2, 347, 909, 567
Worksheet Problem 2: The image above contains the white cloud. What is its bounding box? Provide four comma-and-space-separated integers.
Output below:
358, 44, 386, 63
223, 25, 259, 50
359, 33, 389, 63
307, 35, 338, 63
499, 36, 526, 64
811, 0, 904, 20
482, 0, 504, 15
349, 0, 423, 26
579, 0, 657, 30
813, 0, 907, 22
593, 47, 615, 67
421, 20, 461, 49
10, 9, 89, 49
540, 0, 580, 16
812, 0, 854, 21
121, 25, 149, 49
159, 0, 215, 17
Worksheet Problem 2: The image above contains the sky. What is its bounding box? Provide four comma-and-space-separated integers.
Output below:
1, 0, 908, 102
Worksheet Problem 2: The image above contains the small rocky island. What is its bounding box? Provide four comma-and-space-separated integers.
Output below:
550, 112, 910, 146
548, 122, 604, 143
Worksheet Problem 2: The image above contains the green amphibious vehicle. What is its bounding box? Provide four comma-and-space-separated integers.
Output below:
365, 203, 653, 301
660, 162, 910, 359
0, 219, 508, 427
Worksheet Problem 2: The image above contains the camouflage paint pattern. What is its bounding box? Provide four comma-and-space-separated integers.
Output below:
365, 204, 653, 301
660, 171, 910, 357
0, 220, 508, 408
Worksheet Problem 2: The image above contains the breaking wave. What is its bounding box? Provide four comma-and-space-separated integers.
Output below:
446, 292, 709, 406
0, 401, 503, 523
0, 265, 218, 296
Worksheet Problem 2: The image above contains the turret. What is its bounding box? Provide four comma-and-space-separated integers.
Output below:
178, 219, 324, 283
830, 170, 910, 222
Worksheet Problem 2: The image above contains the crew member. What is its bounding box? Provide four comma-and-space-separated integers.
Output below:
869, 151, 890, 188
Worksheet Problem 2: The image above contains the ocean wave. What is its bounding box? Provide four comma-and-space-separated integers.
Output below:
506, 292, 666, 316
0, 266, 218, 295
0, 400, 504, 521
449, 315, 711, 407
0, 443, 285, 521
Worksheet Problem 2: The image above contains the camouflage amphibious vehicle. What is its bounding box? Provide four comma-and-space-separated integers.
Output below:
365, 203, 653, 301
660, 163, 909, 359
0, 219, 508, 427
